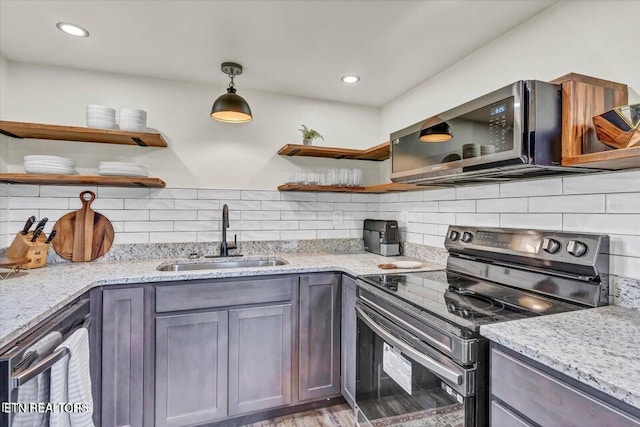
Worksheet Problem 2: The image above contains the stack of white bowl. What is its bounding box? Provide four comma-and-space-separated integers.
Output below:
98, 161, 148, 177
24, 155, 76, 175
119, 108, 147, 132
86, 105, 117, 129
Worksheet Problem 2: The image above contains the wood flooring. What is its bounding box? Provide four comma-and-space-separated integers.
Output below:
243, 403, 355, 427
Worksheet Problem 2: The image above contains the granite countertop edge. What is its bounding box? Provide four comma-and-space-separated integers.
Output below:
480, 306, 640, 410
0, 252, 444, 350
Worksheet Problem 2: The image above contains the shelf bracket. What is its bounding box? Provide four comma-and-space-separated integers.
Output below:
131, 137, 147, 147
0, 128, 22, 139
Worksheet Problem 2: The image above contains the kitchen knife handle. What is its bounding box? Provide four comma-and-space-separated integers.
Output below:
20, 216, 37, 235
45, 229, 57, 244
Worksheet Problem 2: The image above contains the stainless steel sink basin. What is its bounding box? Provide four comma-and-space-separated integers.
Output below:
156, 258, 288, 272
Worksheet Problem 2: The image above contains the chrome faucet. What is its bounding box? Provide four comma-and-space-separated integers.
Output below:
220, 204, 238, 257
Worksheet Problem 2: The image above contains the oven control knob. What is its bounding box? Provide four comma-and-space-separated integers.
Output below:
461, 232, 473, 243
449, 230, 460, 241
542, 238, 561, 254
567, 240, 588, 257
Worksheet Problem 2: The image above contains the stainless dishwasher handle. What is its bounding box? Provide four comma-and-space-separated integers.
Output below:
356, 305, 462, 385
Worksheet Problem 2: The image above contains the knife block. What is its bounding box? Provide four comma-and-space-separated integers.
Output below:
5, 232, 50, 269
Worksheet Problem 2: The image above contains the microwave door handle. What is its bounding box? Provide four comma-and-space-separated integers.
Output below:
355, 305, 462, 385
11, 347, 69, 388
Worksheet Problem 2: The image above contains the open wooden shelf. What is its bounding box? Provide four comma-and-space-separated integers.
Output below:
0, 120, 168, 147
278, 182, 422, 194
0, 173, 166, 188
278, 141, 389, 161
562, 146, 640, 170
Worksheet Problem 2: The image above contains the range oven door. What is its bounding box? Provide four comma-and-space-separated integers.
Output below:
355, 302, 476, 427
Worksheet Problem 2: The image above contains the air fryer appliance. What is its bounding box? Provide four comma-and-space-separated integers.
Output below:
363, 219, 401, 256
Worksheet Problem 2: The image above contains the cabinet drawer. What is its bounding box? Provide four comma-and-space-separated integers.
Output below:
491, 400, 533, 427
156, 276, 294, 312
491, 347, 640, 427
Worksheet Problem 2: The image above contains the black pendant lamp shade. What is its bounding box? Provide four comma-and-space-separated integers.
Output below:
211, 62, 253, 123
419, 121, 453, 142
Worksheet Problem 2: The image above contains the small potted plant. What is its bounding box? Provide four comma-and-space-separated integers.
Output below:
298, 124, 324, 146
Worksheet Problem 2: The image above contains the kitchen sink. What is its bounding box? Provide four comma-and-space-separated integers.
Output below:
156, 258, 288, 272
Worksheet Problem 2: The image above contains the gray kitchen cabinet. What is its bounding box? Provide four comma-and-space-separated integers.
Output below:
298, 273, 341, 401
341, 275, 357, 409
101, 288, 145, 427
155, 311, 229, 427
228, 304, 293, 416
490, 345, 640, 427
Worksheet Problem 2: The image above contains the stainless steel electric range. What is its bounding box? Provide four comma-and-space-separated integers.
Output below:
355, 226, 610, 427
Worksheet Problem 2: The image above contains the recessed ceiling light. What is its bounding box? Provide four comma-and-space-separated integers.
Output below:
56, 22, 89, 38
341, 75, 360, 84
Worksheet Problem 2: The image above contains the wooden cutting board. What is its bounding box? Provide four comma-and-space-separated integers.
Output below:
52, 191, 114, 262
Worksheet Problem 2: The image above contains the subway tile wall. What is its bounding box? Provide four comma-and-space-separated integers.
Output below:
0, 185, 380, 247
379, 171, 640, 280
1, 170, 639, 279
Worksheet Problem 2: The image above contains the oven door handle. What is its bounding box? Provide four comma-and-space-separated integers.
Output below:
356, 305, 463, 385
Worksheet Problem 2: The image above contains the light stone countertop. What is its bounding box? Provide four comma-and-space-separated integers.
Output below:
0, 252, 443, 349
480, 305, 640, 410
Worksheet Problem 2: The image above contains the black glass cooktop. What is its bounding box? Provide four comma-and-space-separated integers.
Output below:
359, 270, 583, 330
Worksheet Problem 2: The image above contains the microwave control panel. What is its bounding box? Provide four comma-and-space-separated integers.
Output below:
488, 100, 513, 152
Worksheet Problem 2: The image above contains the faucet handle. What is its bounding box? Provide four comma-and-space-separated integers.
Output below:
228, 234, 238, 250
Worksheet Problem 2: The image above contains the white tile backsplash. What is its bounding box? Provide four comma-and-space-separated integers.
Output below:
528, 194, 605, 213
2, 171, 639, 280
174, 199, 220, 210
149, 210, 197, 221
241, 190, 281, 201
125, 198, 175, 210
500, 178, 563, 197
606, 193, 640, 214
563, 171, 640, 195
500, 213, 563, 230
198, 189, 241, 200
150, 188, 198, 199
241, 210, 281, 220
563, 214, 640, 235
456, 184, 500, 200
98, 187, 150, 199
476, 198, 528, 213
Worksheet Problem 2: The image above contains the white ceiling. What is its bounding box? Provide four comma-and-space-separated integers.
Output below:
0, 0, 556, 107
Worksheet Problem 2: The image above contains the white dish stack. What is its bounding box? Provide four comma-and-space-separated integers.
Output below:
98, 162, 149, 177
24, 155, 76, 175
119, 108, 147, 132
86, 105, 117, 129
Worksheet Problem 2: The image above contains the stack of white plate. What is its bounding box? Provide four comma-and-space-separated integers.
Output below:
119, 108, 147, 132
98, 161, 148, 177
87, 105, 117, 129
24, 155, 76, 175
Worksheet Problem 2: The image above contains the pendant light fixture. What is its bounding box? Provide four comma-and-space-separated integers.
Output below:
419, 121, 453, 142
210, 62, 253, 123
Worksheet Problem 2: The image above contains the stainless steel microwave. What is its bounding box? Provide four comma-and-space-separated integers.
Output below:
390, 80, 589, 186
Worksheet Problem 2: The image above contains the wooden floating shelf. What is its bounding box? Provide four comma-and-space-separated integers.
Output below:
278, 141, 389, 161
278, 182, 422, 194
0, 173, 166, 188
562, 146, 640, 170
0, 120, 168, 147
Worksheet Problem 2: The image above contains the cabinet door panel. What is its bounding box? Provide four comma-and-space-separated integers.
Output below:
155, 311, 228, 427
102, 288, 144, 427
229, 304, 292, 415
341, 275, 357, 409
299, 274, 341, 401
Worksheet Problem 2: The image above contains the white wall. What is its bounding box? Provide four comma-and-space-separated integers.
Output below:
2, 61, 383, 189
380, 0, 640, 141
